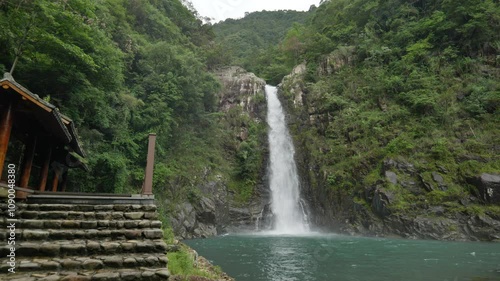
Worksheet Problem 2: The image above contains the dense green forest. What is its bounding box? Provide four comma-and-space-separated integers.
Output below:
0, 0, 240, 202
274, 0, 500, 219
213, 9, 313, 84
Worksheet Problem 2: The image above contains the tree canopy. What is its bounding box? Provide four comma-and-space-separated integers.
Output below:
212, 9, 313, 84
0, 0, 222, 194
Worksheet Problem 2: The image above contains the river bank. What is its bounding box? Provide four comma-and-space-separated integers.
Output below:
167, 240, 235, 281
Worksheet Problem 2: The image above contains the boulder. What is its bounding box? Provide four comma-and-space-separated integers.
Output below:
383, 158, 416, 175
419, 174, 434, 192
467, 173, 500, 204
431, 172, 444, 184
431, 172, 447, 191
385, 171, 398, 185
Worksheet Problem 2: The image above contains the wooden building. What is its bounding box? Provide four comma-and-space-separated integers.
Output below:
0, 72, 87, 197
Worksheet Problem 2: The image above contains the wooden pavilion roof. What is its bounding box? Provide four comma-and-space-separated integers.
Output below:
0, 72, 86, 159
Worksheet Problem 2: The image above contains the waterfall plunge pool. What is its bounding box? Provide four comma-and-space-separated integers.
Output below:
187, 85, 498, 280
185, 233, 500, 281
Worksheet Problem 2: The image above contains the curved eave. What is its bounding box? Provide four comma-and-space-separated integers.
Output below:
51, 109, 72, 143
65, 120, 86, 158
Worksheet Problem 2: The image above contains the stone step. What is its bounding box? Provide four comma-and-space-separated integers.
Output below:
10, 219, 162, 230
26, 194, 155, 205
0, 227, 164, 241
0, 253, 168, 273
0, 203, 157, 212
0, 202, 169, 280
3, 267, 170, 281
0, 239, 168, 257
9, 210, 158, 220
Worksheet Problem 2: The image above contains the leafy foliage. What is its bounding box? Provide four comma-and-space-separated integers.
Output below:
0, 0, 227, 198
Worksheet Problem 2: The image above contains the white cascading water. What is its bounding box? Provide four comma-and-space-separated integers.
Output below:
266, 85, 310, 234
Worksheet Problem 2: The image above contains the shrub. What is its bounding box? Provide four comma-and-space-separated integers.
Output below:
385, 135, 415, 155
430, 138, 452, 160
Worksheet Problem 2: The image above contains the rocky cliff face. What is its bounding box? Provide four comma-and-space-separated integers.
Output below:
279, 61, 500, 242
214, 67, 273, 233
169, 66, 271, 239
353, 159, 500, 241
215, 66, 266, 115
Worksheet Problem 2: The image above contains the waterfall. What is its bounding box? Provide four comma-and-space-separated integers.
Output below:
255, 208, 264, 231
266, 85, 309, 234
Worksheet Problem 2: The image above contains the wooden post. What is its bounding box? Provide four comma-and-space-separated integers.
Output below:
38, 146, 52, 191
51, 169, 59, 192
19, 136, 37, 188
142, 133, 156, 195
0, 101, 14, 176
60, 171, 68, 192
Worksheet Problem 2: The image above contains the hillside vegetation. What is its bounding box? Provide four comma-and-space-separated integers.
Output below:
276, 0, 500, 232
212, 0, 500, 237
212, 9, 313, 84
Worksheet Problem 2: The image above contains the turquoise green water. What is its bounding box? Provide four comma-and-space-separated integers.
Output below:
185, 233, 500, 281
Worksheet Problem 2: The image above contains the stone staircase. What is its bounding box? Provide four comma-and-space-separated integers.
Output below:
0, 201, 170, 281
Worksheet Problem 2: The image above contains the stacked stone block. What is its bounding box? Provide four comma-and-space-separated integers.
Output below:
0, 203, 170, 281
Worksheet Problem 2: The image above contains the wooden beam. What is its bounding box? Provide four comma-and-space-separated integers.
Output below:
0, 101, 14, 176
19, 136, 37, 188
38, 146, 52, 192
